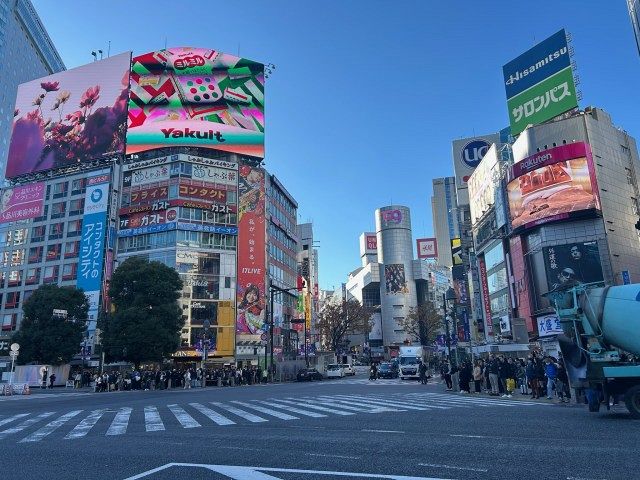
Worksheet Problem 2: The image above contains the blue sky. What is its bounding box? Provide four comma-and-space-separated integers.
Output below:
33, 0, 640, 291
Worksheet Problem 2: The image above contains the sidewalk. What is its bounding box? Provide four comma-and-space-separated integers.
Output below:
433, 381, 571, 405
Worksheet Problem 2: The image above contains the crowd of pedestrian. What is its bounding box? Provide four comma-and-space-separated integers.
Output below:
439, 352, 571, 402
69, 365, 271, 393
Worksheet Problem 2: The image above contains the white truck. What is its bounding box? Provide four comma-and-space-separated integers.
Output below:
398, 346, 425, 380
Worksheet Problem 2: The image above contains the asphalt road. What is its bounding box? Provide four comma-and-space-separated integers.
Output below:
0, 377, 637, 480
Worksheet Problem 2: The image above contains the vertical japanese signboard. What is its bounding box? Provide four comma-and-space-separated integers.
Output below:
77, 172, 110, 333
478, 258, 493, 337
236, 163, 266, 337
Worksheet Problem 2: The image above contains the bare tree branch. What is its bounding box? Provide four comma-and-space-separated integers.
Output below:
399, 301, 442, 347
317, 299, 373, 352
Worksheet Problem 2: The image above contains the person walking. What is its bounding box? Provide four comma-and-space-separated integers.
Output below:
473, 361, 483, 394
556, 359, 569, 403
41, 369, 48, 389
442, 362, 453, 390
544, 357, 558, 400
48, 373, 56, 389
517, 359, 528, 395
451, 362, 460, 393
419, 361, 428, 385
488, 355, 500, 396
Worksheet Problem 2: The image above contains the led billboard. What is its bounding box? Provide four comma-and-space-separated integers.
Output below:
502, 29, 577, 136
6, 53, 131, 178
543, 241, 604, 291
468, 144, 500, 225
127, 47, 265, 158
507, 142, 600, 231
0, 183, 45, 223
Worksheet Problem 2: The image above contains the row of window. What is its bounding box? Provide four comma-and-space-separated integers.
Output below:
30, 220, 83, 242
267, 223, 296, 252
1, 241, 80, 267
268, 201, 295, 236
269, 183, 296, 218
268, 263, 295, 291
45, 178, 87, 200
175, 207, 237, 226
268, 242, 297, 272
0, 262, 77, 290
117, 231, 237, 253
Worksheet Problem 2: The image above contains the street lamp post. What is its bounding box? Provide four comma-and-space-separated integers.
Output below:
443, 287, 456, 364
201, 319, 210, 388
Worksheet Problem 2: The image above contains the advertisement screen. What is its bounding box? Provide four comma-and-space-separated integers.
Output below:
236, 163, 266, 336
0, 183, 45, 223
468, 145, 500, 225
6, 53, 131, 178
543, 241, 604, 291
507, 143, 599, 231
416, 238, 437, 259
451, 238, 462, 265
127, 47, 264, 158
384, 264, 407, 294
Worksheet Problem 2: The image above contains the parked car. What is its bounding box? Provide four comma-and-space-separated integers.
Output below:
341, 364, 356, 376
326, 364, 345, 378
377, 362, 399, 379
296, 368, 323, 382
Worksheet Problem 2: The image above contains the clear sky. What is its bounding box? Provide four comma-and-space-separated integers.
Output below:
32, 0, 640, 291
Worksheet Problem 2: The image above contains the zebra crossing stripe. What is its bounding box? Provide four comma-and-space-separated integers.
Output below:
409, 393, 530, 407
0, 412, 56, 440
168, 404, 201, 429
0, 413, 29, 428
65, 409, 106, 439
230, 401, 299, 420
353, 395, 451, 410
209, 402, 267, 423
106, 407, 132, 436
144, 406, 165, 432
329, 396, 424, 411
276, 399, 354, 416
20, 410, 83, 443
312, 397, 400, 413
189, 403, 235, 425
255, 400, 327, 418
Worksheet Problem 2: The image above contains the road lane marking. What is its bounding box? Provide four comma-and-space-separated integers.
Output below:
314, 396, 402, 412
230, 401, 299, 420
363, 429, 404, 434
255, 400, 326, 418
210, 402, 268, 423
20, 410, 83, 443
450, 434, 491, 438
332, 395, 444, 411
168, 404, 201, 429
419, 463, 488, 473
189, 402, 235, 425
307, 453, 361, 460
144, 406, 165, 432
0, 413, 29, 428
0, 412, 55, 440
275, 399, 354, 416
65, 409, 106, 439
306, 397, 391, 413
106, 407, 132, 435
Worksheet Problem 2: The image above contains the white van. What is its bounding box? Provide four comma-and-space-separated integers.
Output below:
326, 364, 345, 378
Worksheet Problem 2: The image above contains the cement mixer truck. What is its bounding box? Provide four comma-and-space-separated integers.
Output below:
547, 283, 640, 418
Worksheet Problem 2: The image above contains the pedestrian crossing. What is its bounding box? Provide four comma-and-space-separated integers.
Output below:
0, 392, 544, 443
308, 378, 418, 386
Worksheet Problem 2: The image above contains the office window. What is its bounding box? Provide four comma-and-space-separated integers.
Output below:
31, 225, 45, 242
10, 249, 25, 266
26, 267, 41, 285
71, 178, 86, 195
67, 219, 82, 237
28, 246, 43, 263
10, 228, 28, 245
5, 291, 20, 308
62, 263, 77, 281
33, 204, 49, 222
69, 198, 84, 216
2, 313, 17, 331
51, 201, 66, 219
7, 270, 22, 287
48, 222, 64, 240
46, 243, 61, 261
53, 181, 68, 198
43, 265, 59, 283
64, 241, 80, 258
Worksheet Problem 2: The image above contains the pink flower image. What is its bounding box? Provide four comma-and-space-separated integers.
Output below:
80, 85, 100, 109
65, 110, 85, 124
40, 81, 60, 92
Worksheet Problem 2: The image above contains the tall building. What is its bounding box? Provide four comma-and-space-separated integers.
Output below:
629, 0, 640, 56
431, 177, 458, 267
0, 0, 65, 174
296, 222, 318, 355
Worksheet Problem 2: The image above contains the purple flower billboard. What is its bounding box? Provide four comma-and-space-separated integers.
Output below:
6, 52, 131, 179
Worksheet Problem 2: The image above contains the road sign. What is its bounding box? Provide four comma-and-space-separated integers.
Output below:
10, 343, 19, 352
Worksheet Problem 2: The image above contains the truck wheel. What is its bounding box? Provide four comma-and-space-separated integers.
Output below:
624, 385, 640, 419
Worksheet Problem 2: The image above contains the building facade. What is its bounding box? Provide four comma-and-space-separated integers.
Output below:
0, 0, 65, 174
629, 0, 640, 56
430, 177, 458, 267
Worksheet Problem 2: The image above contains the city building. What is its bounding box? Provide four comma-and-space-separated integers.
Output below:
344, 206, 432, 358
430, 177, 458, 268
0, 0, 65, 175
296, 222, 318, 355
507, 107, 640, 349
629, 0, 640, 56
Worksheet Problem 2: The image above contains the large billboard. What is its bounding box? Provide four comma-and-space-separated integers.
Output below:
236, 163, 266, 336
503, 29, 577, 136
0, 183, 45, 223
416, 238, 437, 259
384, 264, 408, 294
543, 241, 604, 291
468, 144, 501, 225
452, 133, 500, 205
127, 47, 265, 158
77, 172, 110, 334
6, 53, 131, 179
507, 142, 600, 231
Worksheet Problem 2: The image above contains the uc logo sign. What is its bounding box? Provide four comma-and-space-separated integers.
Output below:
461, 140, 490, 168
90, 188, 103, 203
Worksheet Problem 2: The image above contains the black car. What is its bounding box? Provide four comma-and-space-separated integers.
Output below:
377, 362, 399, 379
296, 368, 323, 382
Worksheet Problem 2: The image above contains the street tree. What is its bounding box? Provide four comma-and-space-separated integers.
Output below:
317, 299, 373, 352
399, 301, 442, 347
99, 256, 183, 366
12, 285, 88, 365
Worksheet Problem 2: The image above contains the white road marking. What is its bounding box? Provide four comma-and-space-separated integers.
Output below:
0, 412, 55, 440
189, 402, 235, 425
275, 398, 354, 416
230, 401, 299, 420
256, 400, 326, 418
307, 452, 361, 460
331, 395, 442, 411
419, 463, 488, 473
449, 434, 491, 439
306, 397, 390, 413
64, 409, 106, 439
20, 410, 83, 443
0, 413, 29, 427
209, 402, 268, 423
363, 429, 404, 434
106, 407, 132, 435
168, 404, 201, 429
315, 396, 403, 412
144, 406, 165, 432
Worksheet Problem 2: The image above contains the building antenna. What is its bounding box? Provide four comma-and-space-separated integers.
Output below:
164, 37, 167, 50
107, 41, 111, 58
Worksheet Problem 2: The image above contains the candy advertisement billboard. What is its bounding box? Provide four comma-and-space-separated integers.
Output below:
127, 47, 265, 158
236, 164, 267, 336
0, 183, 45, 223
507, 143, 600, 231
6, 53, 131, 178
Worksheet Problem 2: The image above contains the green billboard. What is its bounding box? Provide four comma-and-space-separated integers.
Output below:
507, 66, 577, 135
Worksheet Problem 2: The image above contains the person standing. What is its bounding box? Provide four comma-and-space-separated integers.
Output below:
450, 363, 460, 393
442, 362, 453, 390
488, 355, 500, 396
419, 361, 428, 385
41, 369, 48, 389
556, 359, 569, 403
473, 361, 483, 394
48, 373, 56, 389
544, 357, 558, 400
